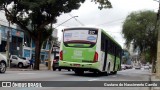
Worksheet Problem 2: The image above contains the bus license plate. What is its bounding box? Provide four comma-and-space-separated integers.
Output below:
73, 64, 80, 67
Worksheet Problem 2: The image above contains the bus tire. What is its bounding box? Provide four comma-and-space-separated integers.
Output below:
74, 70, 84, 75
58, 68, 61, 71
53, 68, 56, 71
112, 71, 117, 74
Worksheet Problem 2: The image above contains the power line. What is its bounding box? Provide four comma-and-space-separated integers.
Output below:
97, 18, 125, 26
106, 31, 121, 33
68, 14, 85, 26
54, 16, 78, 28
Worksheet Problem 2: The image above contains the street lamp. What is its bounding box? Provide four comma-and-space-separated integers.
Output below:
54, 16, 78, 28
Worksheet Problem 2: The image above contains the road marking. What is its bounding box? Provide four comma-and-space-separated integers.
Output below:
88, 79, 99, 81
18, 73, 36, 75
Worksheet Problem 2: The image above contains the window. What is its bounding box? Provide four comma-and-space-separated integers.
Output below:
63, 29, 98, 48
101, 32, 105, 51
24, 35, 31, 47
12, 56, 17, 59
0, 41, 6, 52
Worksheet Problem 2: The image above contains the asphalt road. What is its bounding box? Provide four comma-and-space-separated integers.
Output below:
0, 68, 151, 90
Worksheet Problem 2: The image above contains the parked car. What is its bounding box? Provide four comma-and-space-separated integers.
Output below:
52, 56, 71, 71
10, 55, 30, 68
121, 64, 126, 70
135, 65, 141, 69
149, 65, 152, 69
144, 65, 150, 70
0, 53, 7, 73
125, 64, 133, 69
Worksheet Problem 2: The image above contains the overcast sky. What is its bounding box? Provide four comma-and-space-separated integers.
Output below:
0, 0, 158, 48
56, 0, 159, 48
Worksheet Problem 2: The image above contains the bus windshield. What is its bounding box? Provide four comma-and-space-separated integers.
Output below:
63, 29, 98, 47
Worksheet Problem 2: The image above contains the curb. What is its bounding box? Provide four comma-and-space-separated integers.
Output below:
6, 64, 52, 71
7, 68, 52, 71
7, 68, 34, 71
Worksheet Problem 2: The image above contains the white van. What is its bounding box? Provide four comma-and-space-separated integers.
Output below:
0, 53, 7, 73
10, 55, 30, 68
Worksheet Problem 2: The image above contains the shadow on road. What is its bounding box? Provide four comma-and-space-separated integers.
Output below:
63, 72, 112, 77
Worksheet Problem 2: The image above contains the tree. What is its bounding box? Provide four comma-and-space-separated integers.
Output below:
122, 10, 158, 73
0, 0, 112, 70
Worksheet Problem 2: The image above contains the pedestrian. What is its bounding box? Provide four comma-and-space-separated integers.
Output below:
30, 58, 34, 69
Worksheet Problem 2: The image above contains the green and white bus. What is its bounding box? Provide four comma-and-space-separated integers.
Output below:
59, 27, 122, 75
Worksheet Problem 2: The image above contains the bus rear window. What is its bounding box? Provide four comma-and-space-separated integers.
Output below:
63, 29, 98, 48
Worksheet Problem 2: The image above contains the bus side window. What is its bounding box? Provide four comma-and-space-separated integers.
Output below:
110, 42, 113, 54
101, 32, 105, 51
112, 44, 114, 55
108, 40, 111, 54
114, 46, 117, 56
116, 48, 119, 57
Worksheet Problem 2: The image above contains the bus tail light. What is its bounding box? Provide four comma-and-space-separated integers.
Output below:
60, 51, 63, 60
93, 52, 98, 62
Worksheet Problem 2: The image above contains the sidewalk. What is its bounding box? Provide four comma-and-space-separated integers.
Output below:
7, 64, 51, 71
150, 73, 160, 90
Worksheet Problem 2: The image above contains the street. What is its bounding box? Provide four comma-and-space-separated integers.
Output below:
0, 68, 151, 90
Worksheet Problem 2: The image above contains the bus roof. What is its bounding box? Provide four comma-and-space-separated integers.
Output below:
63, 27, 99, 30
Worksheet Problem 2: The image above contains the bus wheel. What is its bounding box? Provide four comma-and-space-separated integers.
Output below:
114, 71, 117, 74
112, 71, 117, 74
74, 70, 84, 75
58, 68, 61, 71
53, 68, 56, 71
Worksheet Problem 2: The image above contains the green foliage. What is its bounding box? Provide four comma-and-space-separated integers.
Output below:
91, 0, 112, 9
122, 10, 157, 63
145, 50, 151, 63
0, 0, 111, 40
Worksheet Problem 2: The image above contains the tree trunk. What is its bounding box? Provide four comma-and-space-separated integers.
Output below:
34, 38, 42, 70
152, 58, 156, 73
151, 49, 156, 73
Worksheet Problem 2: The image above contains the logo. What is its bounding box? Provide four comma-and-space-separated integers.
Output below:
87, 36, 96, 41
64, 33, 72, 37
2, 82, 12, 87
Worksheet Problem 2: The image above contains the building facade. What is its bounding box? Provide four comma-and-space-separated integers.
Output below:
0, 21, 58, 63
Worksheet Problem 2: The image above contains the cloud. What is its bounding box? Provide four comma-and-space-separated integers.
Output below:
56, 0, 158, 48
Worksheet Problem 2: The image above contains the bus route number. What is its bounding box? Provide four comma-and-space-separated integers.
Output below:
89, 30, 97, 35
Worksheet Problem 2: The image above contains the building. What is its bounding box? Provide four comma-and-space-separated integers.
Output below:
0, 21, 24, 57
23, 29, 58, 63
122, 49, 132, 65
0, 20, 58, 63
123, 43, 140, 65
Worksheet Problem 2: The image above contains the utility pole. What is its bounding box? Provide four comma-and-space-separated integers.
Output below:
156, 0, 160, 78
6, 21, 10, 68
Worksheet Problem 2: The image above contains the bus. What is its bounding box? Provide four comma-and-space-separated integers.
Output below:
59, 27, 122, 75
